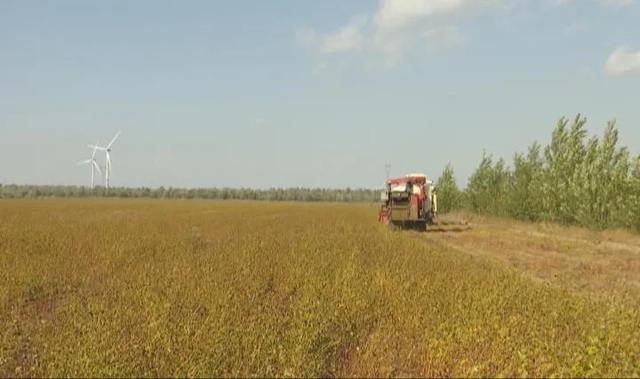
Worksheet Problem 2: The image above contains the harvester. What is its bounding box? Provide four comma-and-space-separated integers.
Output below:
378, 173, 437, 231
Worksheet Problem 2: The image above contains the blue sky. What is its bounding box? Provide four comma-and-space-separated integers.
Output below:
1, 0, 639, 188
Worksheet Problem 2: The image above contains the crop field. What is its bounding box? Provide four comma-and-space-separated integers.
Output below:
1, 199, 639, 377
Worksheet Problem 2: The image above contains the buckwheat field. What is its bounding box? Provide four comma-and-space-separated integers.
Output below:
1, 199, 639, 377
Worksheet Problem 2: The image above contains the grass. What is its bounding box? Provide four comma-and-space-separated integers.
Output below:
0, 199, 639, 377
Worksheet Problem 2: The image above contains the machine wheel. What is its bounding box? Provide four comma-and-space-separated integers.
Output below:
415, 221, 428, 232
388, 221, 400, 231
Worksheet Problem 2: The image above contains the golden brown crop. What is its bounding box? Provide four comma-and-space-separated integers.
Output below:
0, 199, 638, 377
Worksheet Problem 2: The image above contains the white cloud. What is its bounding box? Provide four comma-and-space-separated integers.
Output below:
297, 0, 486, 66
373, 0, 469, 29
297, 0, 637, 69
318, 16, 367, 54
554, 0, 634, 7
605, 47, 640, 76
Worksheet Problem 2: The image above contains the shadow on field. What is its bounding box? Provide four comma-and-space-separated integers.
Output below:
426, 226, 471, 233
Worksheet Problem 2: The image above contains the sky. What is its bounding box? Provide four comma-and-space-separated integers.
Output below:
1, 0, 639, 189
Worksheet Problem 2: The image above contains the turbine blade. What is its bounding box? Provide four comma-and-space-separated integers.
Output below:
77, 159, 91, 165
92, 160, 103, 175
88, 144, 107, 151
107, 131, 121, 149
91, 142, 99, 159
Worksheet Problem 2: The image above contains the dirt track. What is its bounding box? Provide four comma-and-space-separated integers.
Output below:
423, 213, 640, 298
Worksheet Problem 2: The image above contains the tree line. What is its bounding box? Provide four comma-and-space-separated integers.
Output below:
436, 115, 640, 231
0, 184, 379, 203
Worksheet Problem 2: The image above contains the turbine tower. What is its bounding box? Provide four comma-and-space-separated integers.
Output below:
78, 144, 102, 189
89, 131, 121, 189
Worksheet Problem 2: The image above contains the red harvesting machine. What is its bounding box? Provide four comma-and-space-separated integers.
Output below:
378, 173, 438, 231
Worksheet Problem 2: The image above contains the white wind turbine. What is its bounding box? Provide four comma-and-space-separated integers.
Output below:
89, 131, 122, 189
78, 144, 102, 189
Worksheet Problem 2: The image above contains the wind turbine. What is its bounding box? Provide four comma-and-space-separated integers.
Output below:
89, 131, 121, 189
78, 144, 102, 189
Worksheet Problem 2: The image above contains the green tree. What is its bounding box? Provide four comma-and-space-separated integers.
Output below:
508, 142, 544, 221
542, 115, 588, 224
630, 156, 640, 231
465, 154, 510, 216
436, 163, 462, 214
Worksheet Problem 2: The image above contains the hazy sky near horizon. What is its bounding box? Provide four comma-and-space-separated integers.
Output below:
1, 0, 639, 189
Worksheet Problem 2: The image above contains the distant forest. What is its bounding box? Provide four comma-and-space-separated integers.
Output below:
437, 115, 640, 231
0, 184, 380, 203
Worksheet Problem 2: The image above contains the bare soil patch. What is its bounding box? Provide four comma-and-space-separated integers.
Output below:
425, 212, 640, 298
